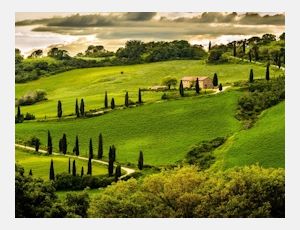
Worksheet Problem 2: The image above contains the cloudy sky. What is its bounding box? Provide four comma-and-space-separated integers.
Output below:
15, 12, 285, 56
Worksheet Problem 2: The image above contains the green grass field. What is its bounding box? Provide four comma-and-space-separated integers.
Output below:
213, 102, 285, 169
16, 90, 242, 166
16, 60, 283, 118
16, 148, 108, 180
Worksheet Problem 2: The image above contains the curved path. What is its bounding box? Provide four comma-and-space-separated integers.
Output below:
15, 143, 135, 179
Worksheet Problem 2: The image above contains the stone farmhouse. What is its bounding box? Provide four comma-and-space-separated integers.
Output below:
181, 76, 214, 89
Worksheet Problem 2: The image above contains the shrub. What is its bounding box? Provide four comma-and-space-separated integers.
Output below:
24, 112, 35, 120
17, 90, 47, 106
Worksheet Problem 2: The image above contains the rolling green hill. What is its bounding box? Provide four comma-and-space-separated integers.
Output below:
213, 102, 285, 169
16, 90, 242, 166
16, 60, 283, 118
16, 148, 108, 180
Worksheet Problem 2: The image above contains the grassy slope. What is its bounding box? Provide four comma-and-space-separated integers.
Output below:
16, 148, 108, 180
16, 60, 283, 118
213, 102, 285, 169
16, 91, 242, 166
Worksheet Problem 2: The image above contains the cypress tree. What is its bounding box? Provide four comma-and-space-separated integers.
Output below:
81, 166, 84, 177
108, 146, 112, 161
111, 98, 115, 109
111, 145, 116, 162
47, 130, 52, 155
242, 39, 246, 54
195, 78, 200, 94
208, 41, 211, 51
75, 98, 79, 117
233, 41, 237, 57
80, 98, 85, 116
115, 165, 121, 182
138, 150, 144, 170
16, 105, 23, 123
98, 133, 103, 159
249, 69, 254, 83
57, 100, 62, 118
75, 135, 79, 156
49, 159, 55, 180
179, 80, 184, 97
125, 91, 129, 107
219, 83, 223, 91
138, 88, 142, 104
62, 133, 67, 155
266, 64, 270, 81
89, 138, 93, 159
87, 157, 92, 175
29, 169, 33, 176
68, 158, 71, 174
34, 138, 40, 152
248, 51, 252, 62
104, 91, 108, 108
213, 73, 218, 87
108, 159, 114, 177
17, 105, 21, 118
72, 160, 76, 176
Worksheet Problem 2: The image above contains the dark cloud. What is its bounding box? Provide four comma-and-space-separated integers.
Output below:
238, 13, 285, 25
121, 12, 157, 21
174, 12, 238, 23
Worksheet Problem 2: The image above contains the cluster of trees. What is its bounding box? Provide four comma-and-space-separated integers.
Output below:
88, 165, 285, 218
76, 45, 114, 58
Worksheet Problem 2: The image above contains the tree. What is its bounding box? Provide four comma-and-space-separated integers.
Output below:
49, 159, 55, 180
213, 73, 218, 87
138, 88, 142, 104
111, 145, 116, 162
111, 98, 115, 109
81, 166, 84, 177
34, 138, 40, 152
195, 78, 200, 94
98, 133, 103, 159
233, 41, 237, 57
125, 92, 129, 107
29, 169, 33, 176
72, 160, 76, 176
162, 77, 178, 89
57, 100, 62, 118
15, 105, 24, 123
47, 130, 53, 155
68, 158, 71, 174
62, 133, 67, 155
248, 51, 252, 62
138, 151, 144, 170
108, 159, 114, 177
279, 32, 285, 41
179, 80, 184, 97
80, 98, 85, 116
74, 135, 79, 156
75, 98, 79, 117
28, 49, 43, 58
249, 69, 254, 83
89, 138, 93, 159
208, 41, 211, 51
266, 64, 270, 81
115, 165, 122, 182
219, 83, 223, 91
242, 39, 246, 54
87, 157, 92, 175
104, 91, 108, 108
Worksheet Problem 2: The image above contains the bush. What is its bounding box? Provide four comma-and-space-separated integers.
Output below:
17, 90, 47, 106
24, 112, 35, 120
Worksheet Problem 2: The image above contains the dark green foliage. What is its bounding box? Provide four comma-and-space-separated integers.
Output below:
185, 137, 226, 170
47, 130, 52, 155
138, 88, 142, 104
80, 98, 85, 116
266, 64, 270, 81
24, 112, 35, 120
57, 100, 62, 118
72, 160, 76, 176
27, 136, 40, 152
213, 73, 218, 86
233, 41, 237, 57
89, 138, 93, 159
17, 90, 47, 106
115, 165, 122, 182
75, 98, 79, 117
125, 91, 129, 107
68, 158, 71, 174
87, 157, 92, 175
62, 133, 67, 154
104, 91, 108, 108
195, 78, 200, 94
208, 41, 211, 51
111, 98, 115, 109
179, 80, 184, 97
98, 133, 103, 159
15, 105, 24, 123
109, 145, 116, 162
207, 48, 228, 64
248, 51, 252, 62
249, 69, 254, 83
138, 151, 144, 170
64, 192, 90, 218
74, 135, 79, 156
108, 159, 114, 177
242, 39, 246, 54
81, 166, 84, 177
29, 169, 33, 176
49, 159, 55, 180
219, 83, 223, 91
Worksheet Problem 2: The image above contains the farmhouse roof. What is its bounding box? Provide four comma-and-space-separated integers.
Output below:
182, 76, 209, 81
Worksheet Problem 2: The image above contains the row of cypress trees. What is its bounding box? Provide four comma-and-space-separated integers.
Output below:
249, 64, 271, 83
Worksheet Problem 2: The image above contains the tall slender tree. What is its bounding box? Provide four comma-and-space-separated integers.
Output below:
87, 157, 92, 175
125, 91, 129, 107
248, 51, 252, 62
62, 133, 67, 154
89, 138, 93, 159
208, 41, 211, 51
195, 78, 200, 94
29, 169, 33, 176
138, 150, 144, 170
249, 69, 254, 83
266, 64, 270, 81
72, 160, 76, 176
68, 158, 71, 174
49, 159, 55, 180
111, 98, 115, 109
219, 83, 223, 91
108, 159, 114, 177
213, 73, 218, 87
81, 166, 84, 177
80, 98, 85, 116
75, 98, 79, 117
104, 91, 108, 108
115, 165, 121, 182
233, 41, 237, 57
57, 100, 62, 118
111, 145, 116, 162
47, 130, 52, 155
242, 39, 246, 54
98, 133, 103, 159
179, 80, 184, 97
138, 88, 142, 104
74, 135, 79, 156
34, 138, 40, 152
